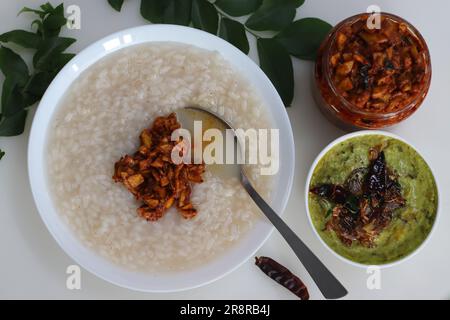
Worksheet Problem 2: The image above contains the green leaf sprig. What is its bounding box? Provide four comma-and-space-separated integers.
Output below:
108, 0, 332, 107
0, 3, 76, 137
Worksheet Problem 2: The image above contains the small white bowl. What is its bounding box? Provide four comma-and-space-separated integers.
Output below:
304, 130, 440, 268
28, 25, 295, 292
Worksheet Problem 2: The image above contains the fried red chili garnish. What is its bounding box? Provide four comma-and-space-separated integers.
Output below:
255, 256, 309, 300
310, 148, 406, 247
113, 113, 205, 221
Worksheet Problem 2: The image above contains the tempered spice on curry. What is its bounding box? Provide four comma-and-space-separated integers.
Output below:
310, 149, 406, 248
308, 135, 438, 265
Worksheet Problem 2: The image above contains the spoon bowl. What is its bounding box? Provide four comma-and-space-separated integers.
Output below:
177, 106, 348, 299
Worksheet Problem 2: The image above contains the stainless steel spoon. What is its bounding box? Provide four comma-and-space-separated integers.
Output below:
177, 106, 348, 299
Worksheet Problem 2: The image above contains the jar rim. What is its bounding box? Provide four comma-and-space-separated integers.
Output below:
322, 12, 432, 119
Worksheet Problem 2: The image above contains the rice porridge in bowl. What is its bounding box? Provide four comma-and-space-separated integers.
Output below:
46, 42, 276, 273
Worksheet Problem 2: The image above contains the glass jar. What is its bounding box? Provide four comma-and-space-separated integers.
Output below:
314, 13, 432, 130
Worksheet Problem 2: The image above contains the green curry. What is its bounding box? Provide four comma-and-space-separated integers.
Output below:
308, 135, 438, 265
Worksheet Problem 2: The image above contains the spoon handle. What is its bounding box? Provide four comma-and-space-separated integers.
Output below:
241, 174, 348, 299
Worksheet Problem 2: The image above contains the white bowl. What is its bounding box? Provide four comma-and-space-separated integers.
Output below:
304, 130, 440, 268
28, 25, 295, 292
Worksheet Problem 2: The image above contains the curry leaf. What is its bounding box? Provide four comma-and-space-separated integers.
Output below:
31, 19, 44, 34
40, 3, 55, 13
219, 18, 249, 54
0, 149, 5, 160
215, 0, 262, 17
33, 37, 76, 70
23, 71, 58, 105
293, 0, 305, 7
0, 3, 76, 137
245, 0, 298, 31
19, 3, 56, 18
0, 46, 29, 86
164, 0, 192, 26
0, 110, 28, 136
0, 30, 42, 49
46, 53, 76, 73
1, 76, 25, 117
276, 17, 332, 60
42, 14, 66, 37
191, 0, 218, 34
55, 53, 76, 70
18, 7, 47, 18
108, 0, 125, 12
257, 38, 293, 106
42, 4, 67, 38
140, 0, 166, 23
20, 3, 67, 39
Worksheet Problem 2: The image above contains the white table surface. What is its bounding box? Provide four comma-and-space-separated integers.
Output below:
1, 0, 449, 300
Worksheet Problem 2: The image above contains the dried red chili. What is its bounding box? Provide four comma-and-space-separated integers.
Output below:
255, 256, 309, 300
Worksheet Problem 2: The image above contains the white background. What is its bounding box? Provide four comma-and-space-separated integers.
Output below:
0, 0, 449, 300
